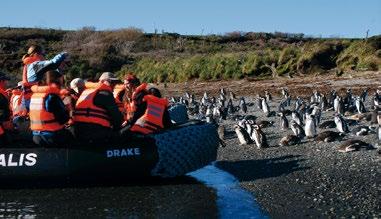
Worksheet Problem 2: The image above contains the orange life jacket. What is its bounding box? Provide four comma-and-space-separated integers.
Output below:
22, 54, 44, 86
130, 94, 168, 134
22, 54, 44, 104
10, 89, 24, 117
125, 83, 147, 121
113, 84, 126, 115
29, 85, 65, 132
0, 88, 11, 135
73, 82, 112, 128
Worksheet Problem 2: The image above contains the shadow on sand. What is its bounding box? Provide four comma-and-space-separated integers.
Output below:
215, 155, 309, 182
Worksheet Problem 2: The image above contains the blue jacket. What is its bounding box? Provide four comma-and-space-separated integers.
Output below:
26, 52, 67, 83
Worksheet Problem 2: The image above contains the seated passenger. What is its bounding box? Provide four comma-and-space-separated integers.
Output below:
61, 78, 85, 125
128, 87, 172, 134
113, 83, 126, 116
0, 72, 11, 145
72, 72, 123, 146
123, 74, 148, 126
29, 70, 73, 147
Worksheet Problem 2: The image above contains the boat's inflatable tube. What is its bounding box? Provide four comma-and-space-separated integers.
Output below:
168, 103, 189, 124
0, 121, 218, 183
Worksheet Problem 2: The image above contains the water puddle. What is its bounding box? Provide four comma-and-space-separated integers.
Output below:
188, 164, 268, 219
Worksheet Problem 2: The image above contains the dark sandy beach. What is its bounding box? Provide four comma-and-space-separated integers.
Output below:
161, 72, 381, 218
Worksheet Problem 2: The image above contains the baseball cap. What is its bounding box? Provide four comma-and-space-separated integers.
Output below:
70, 78, 85, 93
99, 72, 119, 82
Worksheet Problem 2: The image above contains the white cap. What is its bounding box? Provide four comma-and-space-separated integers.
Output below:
70, 78, 85, 93
99, 72, 119, 82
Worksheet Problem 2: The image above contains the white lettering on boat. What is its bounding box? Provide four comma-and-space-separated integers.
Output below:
0, 153, 37, 167
106, 148, 141, 158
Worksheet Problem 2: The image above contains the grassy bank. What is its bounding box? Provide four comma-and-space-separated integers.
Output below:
0, 27, 380, 84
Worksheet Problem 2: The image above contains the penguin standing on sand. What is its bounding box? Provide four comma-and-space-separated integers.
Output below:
290, 120, 305, 138
334, 114, 349, 133
334, 96, 344, 114
328, 90, 337, 108
312, 106, 322, 126
292, 110, 303, 126
320, 94, 328, 111
239, 97, 247, 114
265, 91, 272, 102
360, 88, 368, 102
261, 97, 270, 116
234, 125, 251, 145
257, 95, 263, 110
305, 114, 317, 138
355, 96, 366, 114
251, 125, 268, 148
279, 112, 289, 130
227, 99, 235, 114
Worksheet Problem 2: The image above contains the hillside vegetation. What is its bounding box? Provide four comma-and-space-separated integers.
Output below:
0, 27, 380, 84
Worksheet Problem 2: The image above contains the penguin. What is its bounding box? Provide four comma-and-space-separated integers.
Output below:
203, 91, 208, 100
229, 91, 236, 100
279, 112, 289, 130
320, 94, 328, 111
205, 114, 214, 123
213, 105, 221, 119
245, 121, 253, 136
219, 93, 226, 105
334, 114, 349, 133
234, 125, 251, 145
305, 114, 317, 138
189, 94, 195, 105
257, 95, 263, 110
279, 134, 301, 146
251, 125, 269, 148
374, 93, 381, 106
205, 105, 212, 118
337, 140, 373, 153
311, 106, 322, 126
315, 131, 344, 143
334, 96, 344, 114
220, 88, 226, 96
265, 90, 272, 102
328, 90, 337, 108
218, 125, 226, 140
290, 120, 305, 138
318, 120, 336, 129
227, 99, 235, 114
184, 92, 191, 100
355, 96, 366, 114
292, 110, 303, 126
261, 97, 270, 117
371, 108, 378, 124
239, 97, 247, 114
281, 88, 289, 97
343, 88, 353, 108
360, 88, 368, 102
295, 97, 303, 112
238, 119, 247, 129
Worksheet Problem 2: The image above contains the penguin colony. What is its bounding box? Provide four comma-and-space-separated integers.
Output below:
170, 87, 381, 153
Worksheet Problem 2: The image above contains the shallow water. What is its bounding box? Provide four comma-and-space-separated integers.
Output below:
0, 164, 267, 218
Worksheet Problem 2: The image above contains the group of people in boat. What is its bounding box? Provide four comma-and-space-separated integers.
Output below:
0, 45, 172, 146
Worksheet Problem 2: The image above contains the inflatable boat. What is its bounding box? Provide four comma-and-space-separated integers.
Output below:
0, 121, 219, 185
